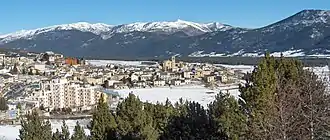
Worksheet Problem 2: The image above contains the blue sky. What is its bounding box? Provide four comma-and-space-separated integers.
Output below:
0, 0, 329, 34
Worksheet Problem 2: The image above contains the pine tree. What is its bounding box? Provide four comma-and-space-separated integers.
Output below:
0, 97, 8, 111
16, 102, 22, 110
52, 129, 62, 140
115, 93, 159, 139
239, 53, 278, 139
71, 121, 87, 140
89, 93, 117, 140
61, 120, 70, 140
145, 99, 174, 136
162, 101, 217, 139
22, 69, 26, 74
19, 111, 52, 140
239, 54, 330, 139
10, 63, 19, 75
209, 92, 246, 140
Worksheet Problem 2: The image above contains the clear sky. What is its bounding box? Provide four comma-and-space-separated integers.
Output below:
0, 0, 329, 34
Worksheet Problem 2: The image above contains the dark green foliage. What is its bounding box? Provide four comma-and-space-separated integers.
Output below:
16, 102, 22, 110
240, 54, 330, 139
19, 111, 53, 140
61, 120, 70, 140
52, 129, 61, 140
0, 97, 8, 111
145, 99, 174, 136
209, 92, 246, 140
239, 54, 279, 139
71, 121, 87, 140
162, 100, 224, 140
89, 93, 117, 140
115, 94, 159, 140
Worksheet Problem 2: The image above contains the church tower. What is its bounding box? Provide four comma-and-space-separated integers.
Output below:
171, 56, 176, 69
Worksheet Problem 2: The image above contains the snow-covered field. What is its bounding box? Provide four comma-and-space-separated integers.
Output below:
215, 64, 255, 73
0, 119, 90, 140
115, 85, 240, 108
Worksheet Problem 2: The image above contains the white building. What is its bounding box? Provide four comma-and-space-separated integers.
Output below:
171, 79, 182, 86
153, 80, 166, 87
29, 77, 101, 111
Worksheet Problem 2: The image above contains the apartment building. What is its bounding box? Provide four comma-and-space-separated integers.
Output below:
37, 78, 67, 110
30, 77, 102, 111
65, 82, 99, 111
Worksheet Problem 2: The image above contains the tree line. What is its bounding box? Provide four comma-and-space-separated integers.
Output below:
18, 54, 330, 140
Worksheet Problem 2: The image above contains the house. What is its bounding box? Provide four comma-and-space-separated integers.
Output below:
113, 82, 128, 89
171, 79, 182, 86
162, 56, 176, 71
184, 79, 191, 85
130, 73, 139, 82
34, 63, 46, 71
158, 72, 171, 81
205, 75, 215, 83
104, 80, 120, 88
139, 74, 153, 81
169, 73, 181, 80
153, 80, 166, 87
134, 81, 147, 88
84, 76, 104, 85
220, 75, 228, 83
182, 71, 191, 79
202, 70, 212, 76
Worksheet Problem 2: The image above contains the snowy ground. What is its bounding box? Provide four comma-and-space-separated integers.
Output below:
0, 119, 90, 140
215, 64, 255, 73
115, 85, 240, 108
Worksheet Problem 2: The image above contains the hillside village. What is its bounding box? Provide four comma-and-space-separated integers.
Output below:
0, 51, 246, 123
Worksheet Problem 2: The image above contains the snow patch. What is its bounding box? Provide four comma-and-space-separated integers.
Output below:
270, 49, 305, 57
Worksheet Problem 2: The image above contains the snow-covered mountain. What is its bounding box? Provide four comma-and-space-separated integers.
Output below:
0, 20, 232, 43
0, 22, 113, 43
1, 9, 330, 59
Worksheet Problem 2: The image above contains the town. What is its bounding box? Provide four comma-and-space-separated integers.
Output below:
0, 51, 246, 124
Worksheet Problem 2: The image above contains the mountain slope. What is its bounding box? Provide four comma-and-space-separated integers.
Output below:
1, 9, 330, 58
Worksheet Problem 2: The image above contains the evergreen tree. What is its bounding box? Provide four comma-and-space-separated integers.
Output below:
0, 97, 8, 111
145, 99, 174, 137
16, 102, 22, 112
61, 120, 70, 140
239, 53, 278, 139
209, 92, 246, 140
162, 101, 217, 139
9, 63, 19, 75
22, 69, 26, 75
19, 111, 52, 140
89, 93, 117, 140
115, 93, 159, 139
71, 121, 87, 140
52, 129, 62, 140
239, 54, 330, 139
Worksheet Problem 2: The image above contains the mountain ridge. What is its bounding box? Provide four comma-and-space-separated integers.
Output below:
1, 9, 330, 58
0, 19, 232, 43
